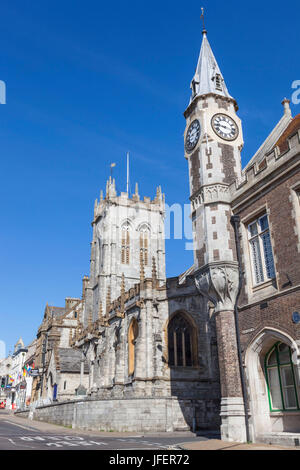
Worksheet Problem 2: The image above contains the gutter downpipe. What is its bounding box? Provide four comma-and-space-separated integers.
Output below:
231, 215, 251, 443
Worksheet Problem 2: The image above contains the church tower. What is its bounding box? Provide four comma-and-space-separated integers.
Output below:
184, 24, 248, 442
82, 176, 166, 324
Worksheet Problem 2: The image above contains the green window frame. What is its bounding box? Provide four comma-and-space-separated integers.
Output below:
265, 342, 300, 412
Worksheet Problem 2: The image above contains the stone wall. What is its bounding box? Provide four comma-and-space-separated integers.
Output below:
16, 396, 220, 432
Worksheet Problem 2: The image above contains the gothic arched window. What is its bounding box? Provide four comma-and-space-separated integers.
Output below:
265, 342, 300, 411
168, 313, 196, 367
121, 224, 130, 265
139, 225, 150, 266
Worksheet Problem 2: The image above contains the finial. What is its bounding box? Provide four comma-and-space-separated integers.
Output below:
200, 7, 207, 35
282, 98, 292, 117
110, 162, 116, 179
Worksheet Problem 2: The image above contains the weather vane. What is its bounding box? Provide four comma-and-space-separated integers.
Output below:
200, 7, 206, 33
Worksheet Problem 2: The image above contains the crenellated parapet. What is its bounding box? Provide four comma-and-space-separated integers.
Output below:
93, 177, 165, 223
231, 103, 300, 207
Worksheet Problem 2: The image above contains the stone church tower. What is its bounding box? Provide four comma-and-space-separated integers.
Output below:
184, 29, 248, 441
82, 176, 166, 325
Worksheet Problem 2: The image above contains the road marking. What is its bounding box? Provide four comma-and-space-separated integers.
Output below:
3, 420, 36, 431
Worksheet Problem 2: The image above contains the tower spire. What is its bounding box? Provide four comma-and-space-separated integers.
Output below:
189, 14, 233, 104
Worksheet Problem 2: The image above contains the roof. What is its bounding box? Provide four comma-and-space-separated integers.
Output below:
189, 31, 233, 103
275, 114, 300, 154
58, 348, 89, 373
244, 105, 293, 170
48, 306, 66, 318
178, 265, 195, 285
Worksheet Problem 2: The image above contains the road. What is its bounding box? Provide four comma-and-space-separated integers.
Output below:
0, 410, 215, 450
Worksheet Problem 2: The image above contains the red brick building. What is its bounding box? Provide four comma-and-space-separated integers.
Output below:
232, 106, 300, 443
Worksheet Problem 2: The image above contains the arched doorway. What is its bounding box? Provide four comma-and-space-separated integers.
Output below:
245, 328, 300, 439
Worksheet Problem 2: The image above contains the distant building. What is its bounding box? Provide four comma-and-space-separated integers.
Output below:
31, 299, 89, 404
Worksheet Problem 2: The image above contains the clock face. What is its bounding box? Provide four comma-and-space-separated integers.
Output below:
185, 119, 201, 153
211, 114, 238, 141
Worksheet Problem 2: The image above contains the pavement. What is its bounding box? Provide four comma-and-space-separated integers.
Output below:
178, 439, 298, 451
0, 410, 298, 451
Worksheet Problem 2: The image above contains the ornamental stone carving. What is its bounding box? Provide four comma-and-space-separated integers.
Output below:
191, 184, 231, 211
194, 262, 239, 312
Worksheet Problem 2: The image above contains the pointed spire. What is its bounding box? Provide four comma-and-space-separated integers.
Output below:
154, 185, 162, 203
132, 182, 140, 202
106, 176, 117, 199
190, 24, 233, 103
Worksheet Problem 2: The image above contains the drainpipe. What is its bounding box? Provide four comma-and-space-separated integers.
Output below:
230, 215, 251, 443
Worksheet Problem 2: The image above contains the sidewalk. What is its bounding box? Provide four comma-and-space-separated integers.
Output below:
178, 439, 298, 451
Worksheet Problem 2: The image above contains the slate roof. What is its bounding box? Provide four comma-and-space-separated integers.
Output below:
244, 109, 293, 170
58, 348, 89, 373
48, 306, 66, 318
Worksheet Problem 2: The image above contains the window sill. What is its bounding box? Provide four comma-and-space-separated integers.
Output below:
248, 278, 278, 303
270, 411, 300, 415
252, 278, 276, 292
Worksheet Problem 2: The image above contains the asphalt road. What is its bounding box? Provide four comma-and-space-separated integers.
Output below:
0, 411, 215, 451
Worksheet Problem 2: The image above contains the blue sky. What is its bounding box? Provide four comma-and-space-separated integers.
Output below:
1, 0, 299, 354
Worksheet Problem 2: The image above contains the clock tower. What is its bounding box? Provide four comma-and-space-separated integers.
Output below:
184, 28, 243, 270
185, 26, 248, 443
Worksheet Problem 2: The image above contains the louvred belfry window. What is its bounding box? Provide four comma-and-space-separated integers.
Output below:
215, 73, 222, 91
248, 214, 275, 286
121, 224, 130, 265
139, 227, 149, 266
